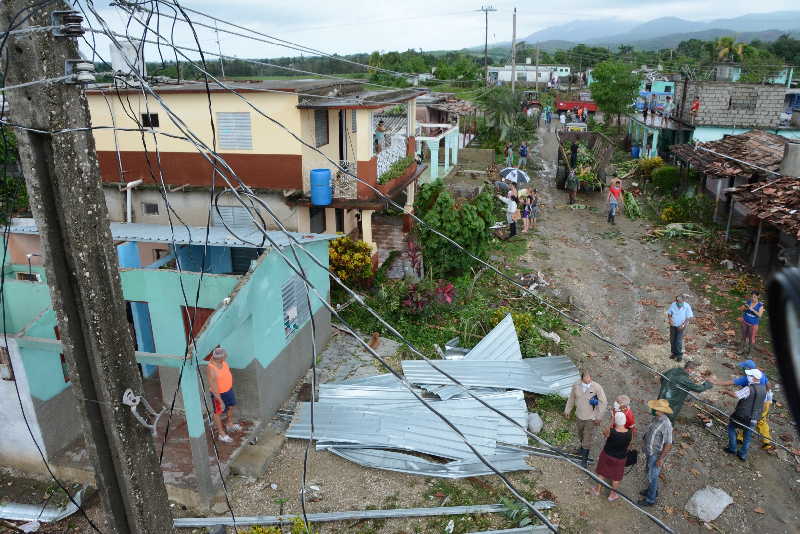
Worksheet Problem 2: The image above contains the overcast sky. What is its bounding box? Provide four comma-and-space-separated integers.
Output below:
84, 0, 795, 63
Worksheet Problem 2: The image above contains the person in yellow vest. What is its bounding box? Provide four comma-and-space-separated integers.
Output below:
207, 347, 241, 443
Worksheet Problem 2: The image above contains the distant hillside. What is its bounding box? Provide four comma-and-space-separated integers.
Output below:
512, 10, 800, 50
604, 28, 800, 51
521, 18, 636, 44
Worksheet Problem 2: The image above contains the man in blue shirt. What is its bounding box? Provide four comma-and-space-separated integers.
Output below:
519, 142, 529, 169
739, 291, 765, 357
666, 295, 693, 361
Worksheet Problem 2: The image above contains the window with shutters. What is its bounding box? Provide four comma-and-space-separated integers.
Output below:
213, 205, 259, 233
314, 109, 329, 147
282, 275, 311, 337
351, 110, 357, 133
0, 346, 13, 381
217, 112, 253, 149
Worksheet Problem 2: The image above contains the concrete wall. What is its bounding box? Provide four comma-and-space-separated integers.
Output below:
102, 187, 302, 230
300, 108, 341, 193
88, 91, 303, 155
676, 81, 787, 128
235, 306, 331, 421
0, 337, 49, 471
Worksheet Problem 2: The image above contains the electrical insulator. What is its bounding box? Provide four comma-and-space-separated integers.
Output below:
65, 60, 96, 85
51, 10, 85, 38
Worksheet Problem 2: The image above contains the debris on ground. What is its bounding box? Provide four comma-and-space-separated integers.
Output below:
287, 315, 579, 478
685, 486, 733, 522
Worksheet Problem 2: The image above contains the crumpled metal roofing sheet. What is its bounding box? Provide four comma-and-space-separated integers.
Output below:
401, 356, 578, 397
336, 373, 403, 387
286, 404, 499, 459
318, 384, 423, 401
463, 314, 522, 361
296, 391, 528, 446
327, 448, 532, 478
420, 384, 506, 401
0, 489, 84, 522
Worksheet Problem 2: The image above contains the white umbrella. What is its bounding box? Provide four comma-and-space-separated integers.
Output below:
499, 167, 531, 184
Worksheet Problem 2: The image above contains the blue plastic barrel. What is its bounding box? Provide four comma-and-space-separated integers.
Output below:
310, 168, 332, 206
631, 145, 641, 159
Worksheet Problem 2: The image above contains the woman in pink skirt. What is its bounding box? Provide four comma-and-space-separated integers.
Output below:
590, 411, 632, 501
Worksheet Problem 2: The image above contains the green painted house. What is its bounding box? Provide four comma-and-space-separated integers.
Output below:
0, 219, 334, 506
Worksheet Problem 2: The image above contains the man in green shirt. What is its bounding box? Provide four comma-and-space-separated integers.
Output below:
657, 360, 713, 423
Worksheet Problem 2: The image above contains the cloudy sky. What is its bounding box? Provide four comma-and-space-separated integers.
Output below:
85, 0, 794, 62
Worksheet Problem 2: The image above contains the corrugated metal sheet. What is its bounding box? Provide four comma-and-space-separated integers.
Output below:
296, 391, 527, 446
0, 489, 84, 522
463, 314, 522, 361
337, 373, 402, 387
420, 385, 505, 401
173, 502, 556, 528
286, 405, 499, 459
327, 448, 532, 478
8, 218, 337, 249
467, 527, 551, 534
401, 356, 579, 397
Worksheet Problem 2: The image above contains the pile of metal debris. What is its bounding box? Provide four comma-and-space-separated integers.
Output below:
287, 315, 580, 478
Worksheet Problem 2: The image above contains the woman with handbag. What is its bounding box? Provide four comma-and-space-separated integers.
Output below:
590, 411, 633, 502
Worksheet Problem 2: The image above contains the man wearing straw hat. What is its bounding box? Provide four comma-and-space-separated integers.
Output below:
638, 399, 673, 507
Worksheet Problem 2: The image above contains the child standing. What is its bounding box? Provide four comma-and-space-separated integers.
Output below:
530, 189, 540, 228
521, 195, 531, 233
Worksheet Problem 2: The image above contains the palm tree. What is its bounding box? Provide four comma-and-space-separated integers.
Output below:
715, 37, 747, 62
475, 86, 528, 142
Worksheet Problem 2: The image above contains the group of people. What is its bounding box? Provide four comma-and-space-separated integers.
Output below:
503, 141, 530, 169
496, 183, 540, 238
566, 349, 773, 507
640, 96, 675, 128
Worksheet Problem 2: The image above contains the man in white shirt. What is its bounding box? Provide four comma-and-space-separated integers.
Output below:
666, 295, 693, 361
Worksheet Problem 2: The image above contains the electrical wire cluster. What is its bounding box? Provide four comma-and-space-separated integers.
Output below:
1, 2, 796, 533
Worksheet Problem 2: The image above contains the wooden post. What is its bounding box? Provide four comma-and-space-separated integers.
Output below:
752, 220, 763, 268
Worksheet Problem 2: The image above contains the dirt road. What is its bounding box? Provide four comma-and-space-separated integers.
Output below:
526, 124, 800, 533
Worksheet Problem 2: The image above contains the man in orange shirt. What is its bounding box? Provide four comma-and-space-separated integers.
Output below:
207, 347, 240, 443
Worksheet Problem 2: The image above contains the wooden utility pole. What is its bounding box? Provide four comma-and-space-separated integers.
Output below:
479, 5, 497, 86
511, 7, 517, 93
0, 2, 174, 533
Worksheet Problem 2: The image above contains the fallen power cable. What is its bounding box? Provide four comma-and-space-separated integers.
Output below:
173, 502, 556, 528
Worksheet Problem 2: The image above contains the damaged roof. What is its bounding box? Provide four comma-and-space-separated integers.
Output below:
732, 177, 800, 239
670, 130, 787, 179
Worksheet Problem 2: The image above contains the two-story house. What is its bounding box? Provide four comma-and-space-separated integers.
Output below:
87, 79, 423, 256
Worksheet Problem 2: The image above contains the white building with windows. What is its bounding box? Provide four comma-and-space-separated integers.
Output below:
487, 64, 571, 85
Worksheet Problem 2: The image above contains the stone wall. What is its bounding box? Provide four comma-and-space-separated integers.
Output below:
675, 81, 786, 129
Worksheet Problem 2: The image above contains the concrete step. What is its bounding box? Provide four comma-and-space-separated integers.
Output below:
227, 428, 284, 478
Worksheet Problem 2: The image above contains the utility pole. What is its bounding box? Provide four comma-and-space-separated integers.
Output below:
214, 21, 225, 79
1, 3, 174, 533
479, 5, 497, 86
511, 7, 517, 93
535, 45, 540, 92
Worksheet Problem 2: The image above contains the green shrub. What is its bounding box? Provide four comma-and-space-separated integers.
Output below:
660, 195, 715, 225
329, 236, 373, 286
413, 179, 495, 277
377, 155, 414, 185
651, 165, 681, 194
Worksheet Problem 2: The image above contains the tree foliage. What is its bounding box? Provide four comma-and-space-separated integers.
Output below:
413, 180, 494, 277
0, 129, 28, 224
474, 86, 534, 144
589, 61, 640, 131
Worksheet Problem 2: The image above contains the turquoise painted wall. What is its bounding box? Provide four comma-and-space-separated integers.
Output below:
15, 343, 68, 401
193, 241, 331, 370
692, 126, 800, 143
0, 278, 52, 334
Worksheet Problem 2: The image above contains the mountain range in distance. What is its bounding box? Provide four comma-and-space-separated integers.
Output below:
499, 11, 800, 51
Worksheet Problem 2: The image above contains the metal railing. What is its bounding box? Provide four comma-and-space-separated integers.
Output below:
333, 160, 358, 199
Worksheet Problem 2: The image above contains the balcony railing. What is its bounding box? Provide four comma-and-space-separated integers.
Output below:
333, 160, 357, 199
377, 134, 407, 178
